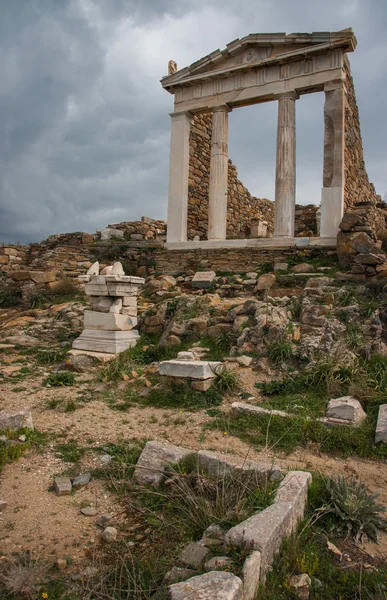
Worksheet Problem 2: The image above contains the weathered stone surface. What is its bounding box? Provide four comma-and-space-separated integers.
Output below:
100, 265, 113, 275
300, 302, 330, 327
177, 351, 196, 361
72, 329, 139, 354
225, 502, 293, 580
208, 323, 232, 338
291, 263, 315, 273
87, 261, 99, 275
89, 296, 113, 313
274, 471, 312, 530
354, 253, 384, 265
191, 378, 214, 391
339, 212, 362, 231
96, 513, 112, 527
133, 440, 191, 486
236, 355, 253, 367
289, 573, 311, 599
81, 507, 98, 516
101, 228, 124, 240
169, 571, 243, 600
54, 477, 72, 497
159, 360, 221, 380
61, 354, 96, 373
256, 273, 276, 291
192, 271, 216, 288
273, 263, 288, 272
85, 283, 109, 296
375, 404, 387, 444
5, 334, 40, 347
111, 261, 125, 275
0, 500, 7, 512
232, 401, 291, 419
72, 473, 91, 488
164, 566, 197, 585
177, 542, 211, 570
242, 551, 262, 600
84, 310, 137, 331
197, 449, 280, 480
0, 410, 33, 432
326, 397, 366, 426
101, 526, 118, 542
204, 556, 232, 571
109, 298, 123, 314
203, 524, 226, 541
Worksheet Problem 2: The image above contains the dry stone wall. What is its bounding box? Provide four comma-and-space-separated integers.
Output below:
344, 59, 385, 234
295, 204, 318, 237
188, 113, 274, 240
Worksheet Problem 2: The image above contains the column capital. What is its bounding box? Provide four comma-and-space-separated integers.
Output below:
169, 110, 194, 123
212, 104, 232, 114
278, 91, 299, 101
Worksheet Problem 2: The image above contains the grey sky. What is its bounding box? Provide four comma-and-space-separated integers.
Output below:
0, 0, 386, 243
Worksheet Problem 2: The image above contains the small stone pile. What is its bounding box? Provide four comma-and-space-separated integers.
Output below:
337, 205, 387, 278
72, 261, 144, 354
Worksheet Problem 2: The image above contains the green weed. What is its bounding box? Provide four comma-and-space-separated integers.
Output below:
45, 372, 76, 387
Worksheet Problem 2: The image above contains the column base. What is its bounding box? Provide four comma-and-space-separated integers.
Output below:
72, 329, 140, 354
320, 187, 344, 237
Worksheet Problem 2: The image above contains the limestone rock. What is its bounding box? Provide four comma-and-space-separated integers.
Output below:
204, 556, 232, 571
101, 228, 124, 240
159, 359, 221, 380
177, 351, 196, 361
198, 449, 281, 480
292, 263, 315, 273
87, 261, 99, 275
273, 263, 288, 272
169, 571, 243, 600
89, 296, 113, 313
192, 271, 216, 289
111, 262, 125, 275
256, 273, 276, 291
354, 253, 384, 265
203, 524, 226, 541
242, 551, 262, 600
6, 334, 40, 347
109, 299, 123, 314
100, 265, 113, 275
96, 513, 112, 527
54, 477, 72, 497
375, 404, 387, 444
164, 566, 197, 585
133, 440, 191, 486
300, 302, 330, 327
236, 355, 253, 367
81, 507, 98, 516
0, 409, 33, 432
274, 471, 312, 529
72, 473, 91, 488
101, 526, 117, 542
61, 354, 96, 373
326, 397, 366, 426
289, 573, 311, 599
84, 310, 137, 331
177, 542, 211, 570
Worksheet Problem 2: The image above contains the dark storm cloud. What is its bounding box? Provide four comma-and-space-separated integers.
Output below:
0, 0, 386, 243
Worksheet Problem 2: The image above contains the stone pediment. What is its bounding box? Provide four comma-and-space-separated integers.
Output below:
161, 30, 356, 92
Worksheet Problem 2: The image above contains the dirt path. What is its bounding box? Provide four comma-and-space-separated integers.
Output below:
1, 372, 387, 563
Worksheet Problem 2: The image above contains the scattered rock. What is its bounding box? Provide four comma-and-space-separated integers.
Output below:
273, 263, 288, 272
192, 271, 216, 289
327, 540, 342, 559
164, 566, 197, 585
61, 354, 96, 373
73, 473, 91, 488
0, 409, 33, 432
87, 261, 99, 275
101, 526, 118, 543
5, 334, 40, 347
169, 571, 243, 600
0, 500, 7, 512
177, 542, 211, 570
177, 351, 196, 361
203, 524, 226, 541
81, 507, 98, 516
326, 397, 366, 427
289, 573, 311, 599
54, 477, 72, 497
256, 273, 276, 291
375, 404, 387, 444
100, 454, 113, 463
236, 355, 253, 367
204, 556, 232, 571
56, 558, 67, 571
133, 440, 191, 487
96, 513, 112, 528
101, 228, 124, 240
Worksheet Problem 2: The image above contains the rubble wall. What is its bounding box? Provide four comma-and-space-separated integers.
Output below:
188, 113, 274, 240
344, 59, 385, 233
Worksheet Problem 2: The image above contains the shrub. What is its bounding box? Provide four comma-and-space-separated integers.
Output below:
213, 367, 240, 392
45, 372, 75, 387
321, 475, 387, 543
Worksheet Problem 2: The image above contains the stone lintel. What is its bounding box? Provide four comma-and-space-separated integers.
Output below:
164, 237, 337, 251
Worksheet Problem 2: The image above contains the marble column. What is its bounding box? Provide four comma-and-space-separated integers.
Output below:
167, 111, 193, 243
274, 92, 298, 237
320, 82, 345, 237
208, 106, 230, 240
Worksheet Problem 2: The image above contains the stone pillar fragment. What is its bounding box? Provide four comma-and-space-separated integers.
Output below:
167, 111, 193, 243
208, 106, 230, 240
274, 92, 298, 237
320, 82, 345, 237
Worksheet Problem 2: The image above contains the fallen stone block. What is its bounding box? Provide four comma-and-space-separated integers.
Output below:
169, 571, 243, 600
225, 501, 294, 581
274, 471, 312, 530
192, 271, 216, 289
197, 449, 281, 481
242, 551, 262, 600
232, 401, 292, 419
133, 440, 192, 486
177, 542, 211, 570
0, 409, 33, 432
375, 404, 387, 444
159, 360, 222, 380
326, 396, 366, 427
84, 310, 137, 331
54, 477, 72, 497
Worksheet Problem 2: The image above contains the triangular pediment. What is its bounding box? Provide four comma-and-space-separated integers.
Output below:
161, 29, 356, 91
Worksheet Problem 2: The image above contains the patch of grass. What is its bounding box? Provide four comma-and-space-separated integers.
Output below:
143, 380, 223, 411
92, 440, 144, 484
64, 399, 77, 412
35, 347, 70, 365
45, 372, 76, 387
55, 440, 85, 463
260, 390, 328, 419
0, 287, 22, 307
213, 367, 240, 392
0, 429, 46, 474
267, 338, 295, 364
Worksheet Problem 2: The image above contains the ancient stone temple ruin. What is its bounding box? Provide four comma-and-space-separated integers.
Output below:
161, 29, 382, 250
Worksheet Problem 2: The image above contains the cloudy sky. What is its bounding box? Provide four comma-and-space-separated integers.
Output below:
0, 0, 386, 243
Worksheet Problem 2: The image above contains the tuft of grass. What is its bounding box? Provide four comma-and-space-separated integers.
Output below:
0, 287, 22, 307
55, 440, 85, 463
35, 347, 70, 365
267, 338, 294, 364
213, 367, 240, 392
0, 429, 46, 474
45, 372, 76, 387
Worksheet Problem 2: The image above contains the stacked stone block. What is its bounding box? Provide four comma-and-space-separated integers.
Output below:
72, 262, 144, 354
